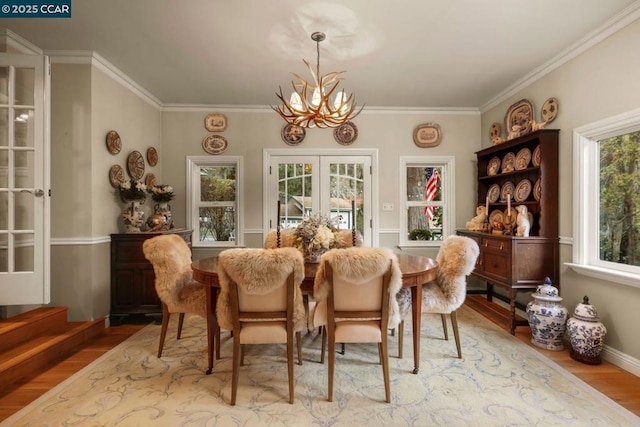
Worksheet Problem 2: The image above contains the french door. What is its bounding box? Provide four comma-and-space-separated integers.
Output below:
266, 151, 375, 247
0, 53, 50, 305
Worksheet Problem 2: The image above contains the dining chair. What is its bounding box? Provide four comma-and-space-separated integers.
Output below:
396, 235, 480, 359
313, 247, 403, 403
216, 247, 307, 405
142, 234, 207, 358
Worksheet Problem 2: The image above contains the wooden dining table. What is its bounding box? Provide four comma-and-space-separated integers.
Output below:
191, 253, 438, 375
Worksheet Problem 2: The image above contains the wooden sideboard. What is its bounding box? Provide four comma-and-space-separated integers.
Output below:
110, 229, 192, 323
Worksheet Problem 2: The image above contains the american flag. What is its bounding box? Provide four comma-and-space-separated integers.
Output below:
423, 168, 440, 220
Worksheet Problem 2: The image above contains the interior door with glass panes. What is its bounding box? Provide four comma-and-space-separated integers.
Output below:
269, 155, 371, 246
0, 54, 49, 305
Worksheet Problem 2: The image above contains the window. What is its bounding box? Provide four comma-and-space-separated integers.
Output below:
570, 108, 640, 288
186, 156, 243, 247
399, 156, 454, 247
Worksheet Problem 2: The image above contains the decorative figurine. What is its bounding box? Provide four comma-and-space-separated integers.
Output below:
515, 205, 530, 237
466, 205, 488, 231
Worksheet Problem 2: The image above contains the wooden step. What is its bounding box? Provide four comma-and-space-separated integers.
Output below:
0, 307, 106, 388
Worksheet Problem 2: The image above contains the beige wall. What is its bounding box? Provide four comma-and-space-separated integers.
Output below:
481, 19, 640, 364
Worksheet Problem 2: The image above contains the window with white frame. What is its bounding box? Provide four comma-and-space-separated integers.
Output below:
570, 108, 640, 288
186, 156, 243, 247
399, 156, 454, 247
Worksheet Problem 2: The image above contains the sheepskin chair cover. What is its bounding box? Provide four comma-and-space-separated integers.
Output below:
313, 247, 403, 329
397, 235, 479, 318
216, 247, 307, 332
142, 234, 207, 317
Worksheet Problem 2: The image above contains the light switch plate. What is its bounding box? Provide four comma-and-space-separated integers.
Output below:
383, 203, 394, 211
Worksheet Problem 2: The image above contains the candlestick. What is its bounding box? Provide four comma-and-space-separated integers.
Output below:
485, 196, 489, 218
276, 200, 281, 248
507, 195, 511, 216
351, 199, 357, 246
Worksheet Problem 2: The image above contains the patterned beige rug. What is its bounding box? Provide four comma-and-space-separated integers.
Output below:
3, 306, 637, 426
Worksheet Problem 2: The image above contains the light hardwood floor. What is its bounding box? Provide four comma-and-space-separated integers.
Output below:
1, 301, 638, 422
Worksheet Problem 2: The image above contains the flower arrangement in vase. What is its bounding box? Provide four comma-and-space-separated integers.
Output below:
148, 184, 174, 229
293, 213, 340, 262
118, 178, 147, 202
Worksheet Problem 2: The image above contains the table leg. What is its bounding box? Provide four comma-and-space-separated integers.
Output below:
410, 283, 423, 374
509, 288, 517, 336
206, 286, 220, 374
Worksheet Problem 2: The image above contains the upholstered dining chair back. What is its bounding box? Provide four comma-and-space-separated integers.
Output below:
313, 247, 402, 403
396, 235, 479, 359
142, 234, 207, 358
216, 247, 306, 405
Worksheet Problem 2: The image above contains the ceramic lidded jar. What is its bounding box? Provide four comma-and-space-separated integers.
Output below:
567, 296, 607, 365
526, 277, 568, 351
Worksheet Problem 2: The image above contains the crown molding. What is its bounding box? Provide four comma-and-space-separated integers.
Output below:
480, 1, 640, 113
48, 50, 163, 111
0, 29, 42, 54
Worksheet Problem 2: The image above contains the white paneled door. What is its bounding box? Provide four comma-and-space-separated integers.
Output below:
267, 152, 374, 247
0, 53, 50, 305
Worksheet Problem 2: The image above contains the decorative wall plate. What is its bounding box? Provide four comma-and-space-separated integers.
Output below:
202, 134, 228, 154
500, 181, 515, 202
490, 122, 501, 140
502, 152, 516, 173
127, 150, 145, 180
534, 178, 542, 201
514, 179, 532, 202
504, 99, 533, 136
147, 147, 158, 166
109, 164, 125, 188
145, 173, 157, 187
532, 145, 541, 167
541, 97, 559, 123
487, 156, 501, 176
516, 147, 532, 170
413, 122, 442, 147
106, 130, 121, 155
489, 209, 504, 226
487, 183, 500, 203
204, 113, 227, 132
281, 123, 306, 145
333, 121, 358, 145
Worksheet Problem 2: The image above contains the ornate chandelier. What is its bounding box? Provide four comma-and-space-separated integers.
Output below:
272, 32, 363, 129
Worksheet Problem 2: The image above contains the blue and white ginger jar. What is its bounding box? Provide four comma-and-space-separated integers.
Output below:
526, 277, 568, 351
567, 296, 607, 365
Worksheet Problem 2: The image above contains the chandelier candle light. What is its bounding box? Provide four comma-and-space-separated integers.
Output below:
273, 32, 363, 128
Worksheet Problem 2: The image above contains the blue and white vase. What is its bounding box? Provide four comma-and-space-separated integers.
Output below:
526, 277, 568, 351
567, 296, 607, 365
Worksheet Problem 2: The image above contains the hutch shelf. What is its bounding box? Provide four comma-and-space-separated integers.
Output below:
458, 129, 559, 334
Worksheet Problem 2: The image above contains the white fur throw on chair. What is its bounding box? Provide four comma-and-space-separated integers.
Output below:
216, 247, 307, 332
313, 247, 403, 329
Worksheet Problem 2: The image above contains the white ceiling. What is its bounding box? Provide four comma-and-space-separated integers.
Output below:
0, 0, 638, 110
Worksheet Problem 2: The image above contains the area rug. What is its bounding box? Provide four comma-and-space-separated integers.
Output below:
2, 306, 637, 427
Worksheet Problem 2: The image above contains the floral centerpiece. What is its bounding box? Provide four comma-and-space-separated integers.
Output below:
148, 184, 174, 203
293, 213, 340, 261
118, 179, 147, 202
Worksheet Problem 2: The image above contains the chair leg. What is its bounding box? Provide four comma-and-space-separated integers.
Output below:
398, 319, 404, 359
296, 331, 303, 365
287, 331, 294, 404
320, 326, 326, 364
177, 313, 185, 340
340, 343, 346, 355
450, 311, 462, 359
441, 313, 449, 340
381, 332, 391, 403
328, 328, 335, 402
240, 344, 245, 366
158, 304, 170, 358
230, 331, 241, 405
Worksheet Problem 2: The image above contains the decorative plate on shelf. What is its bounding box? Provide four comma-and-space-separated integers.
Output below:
502, 152, 516, 173
145, 173, 157, 187
500, 181, 515, 202
532, 144, 541, 167
413, 122, 442, 147
202, 134, 228, 154
146, 147, 158, 166
490, 122, 501, 140
504, 99, 533, 136
541, 97, 559, 124
489, 209, 504, 226
334, 121, 358, 145
204, 113, 227, 132
281, 124, 306, 145
534, 178, 542, 201
487, 183, 500, 203
487, 156, 501, 176
515, 147, 532, 170
126, 150, 145, 180
108, 164, 125, 188
105, 130, 121, 155
514, 179, 532, 202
